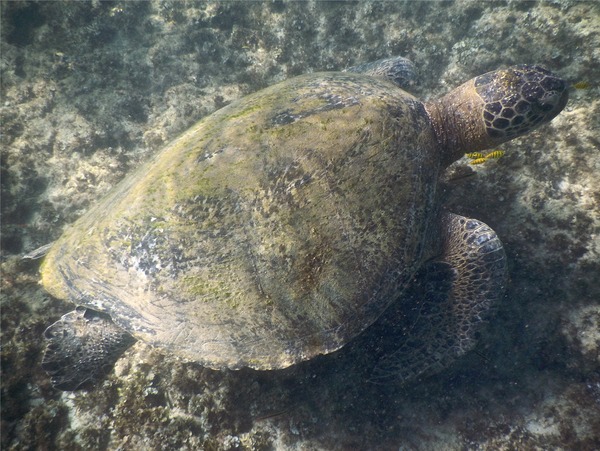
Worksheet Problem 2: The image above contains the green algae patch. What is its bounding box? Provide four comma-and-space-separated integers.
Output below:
178, 275, 230, 300
224, 102, 264, 120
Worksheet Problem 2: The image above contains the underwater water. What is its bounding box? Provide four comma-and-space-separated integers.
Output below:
1, 1, 599, 450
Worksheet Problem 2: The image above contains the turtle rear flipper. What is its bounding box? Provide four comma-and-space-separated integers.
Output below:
42, 307, 136, 390
373, 213, 507, 383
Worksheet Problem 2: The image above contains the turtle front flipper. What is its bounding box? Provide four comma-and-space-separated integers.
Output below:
346, 56, 416, 90
42, 307, 136, 390
373, 213, 507, 383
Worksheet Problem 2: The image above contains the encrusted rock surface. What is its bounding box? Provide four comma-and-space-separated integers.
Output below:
2, 1, 598, 449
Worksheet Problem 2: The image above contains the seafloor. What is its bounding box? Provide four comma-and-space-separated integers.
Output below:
1, 1, 599, 450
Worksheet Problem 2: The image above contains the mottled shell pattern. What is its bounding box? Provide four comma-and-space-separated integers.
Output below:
41, 72, 441, 370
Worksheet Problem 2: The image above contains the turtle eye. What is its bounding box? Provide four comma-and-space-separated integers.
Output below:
538, 91, 562, 110
530, 87, 568, 119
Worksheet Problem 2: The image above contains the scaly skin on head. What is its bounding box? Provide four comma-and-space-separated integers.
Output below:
425, 65, 569, 167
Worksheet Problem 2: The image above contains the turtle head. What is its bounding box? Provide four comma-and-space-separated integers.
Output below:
426, 65, 568, 166
474, 65, 568, 141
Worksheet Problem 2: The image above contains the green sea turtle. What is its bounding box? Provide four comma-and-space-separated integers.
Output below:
40, 58, 568, 390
